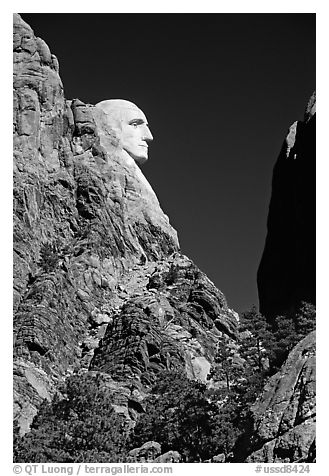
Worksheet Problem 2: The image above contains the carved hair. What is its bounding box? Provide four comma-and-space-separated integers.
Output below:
95, 99, 141, 121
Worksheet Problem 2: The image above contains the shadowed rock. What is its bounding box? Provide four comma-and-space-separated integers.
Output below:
257, 93, 316, 322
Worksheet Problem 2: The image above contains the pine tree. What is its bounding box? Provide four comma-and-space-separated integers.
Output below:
295, 301, 316, 338
208, 338, 245, 392
239, 306, 275, 371
130, 371, 219, 462
14, 373, 129, 463
270, 301, 316, 371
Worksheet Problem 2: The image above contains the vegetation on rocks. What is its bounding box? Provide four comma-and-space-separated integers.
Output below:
14, 302, 315, 463
269, 301, 316, 371
14, 374, 129, 463
12, 14, 316, 464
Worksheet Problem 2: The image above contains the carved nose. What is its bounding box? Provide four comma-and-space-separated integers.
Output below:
144, 126, 153, 142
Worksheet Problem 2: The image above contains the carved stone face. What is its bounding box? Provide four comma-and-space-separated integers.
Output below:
96, 99, 153, 164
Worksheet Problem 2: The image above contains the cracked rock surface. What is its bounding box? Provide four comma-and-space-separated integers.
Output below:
244, 331, 316, 463
13, 16, 315, 463
13, 13, 238, 434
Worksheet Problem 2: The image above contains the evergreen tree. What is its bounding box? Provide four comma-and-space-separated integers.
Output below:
295, 301, 316, 338
270, 301, 315, 371
239, 306, 275, 371
130, 371, 220, 462
239, 302, 315, 373
208, 338, 245, 392
14, 373, 128, 463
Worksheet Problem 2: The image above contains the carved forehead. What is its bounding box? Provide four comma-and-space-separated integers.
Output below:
96, 99, 146, 122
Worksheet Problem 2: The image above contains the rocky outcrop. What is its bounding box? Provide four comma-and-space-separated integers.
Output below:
257, 94, 316, 322
14, 16, 315, 464
90, 253, 238, 385
154, 451, 182, 463
127, 442, 182, 463
13, 14, 238, 434
239, 331, 316, 463
128, 441, 162, 462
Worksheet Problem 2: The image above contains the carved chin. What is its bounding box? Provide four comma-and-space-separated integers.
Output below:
134, 155, 148, 165
124, 149, 148, 165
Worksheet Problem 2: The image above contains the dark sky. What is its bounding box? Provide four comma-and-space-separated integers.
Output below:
20, 13, 315, 314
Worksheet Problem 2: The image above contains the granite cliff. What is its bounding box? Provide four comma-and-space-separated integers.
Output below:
13, 14, 315, 463
234, 331, 316, 463
13, 13, 238, 434
257, 95, 316, 321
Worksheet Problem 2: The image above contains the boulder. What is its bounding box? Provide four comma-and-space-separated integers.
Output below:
155, 451, 182, 463
128, 441, 162, 462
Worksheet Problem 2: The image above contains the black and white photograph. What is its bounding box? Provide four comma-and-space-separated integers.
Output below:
11, 5, 317, 471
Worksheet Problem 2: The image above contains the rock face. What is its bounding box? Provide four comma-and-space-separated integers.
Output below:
257, 94, 316, 321
13, 16, 315, 464
127, 442, 182, 463
240, 331, 316, 463
128, 441, 162, 462
90, 253, 238, 385
13, 14, 238, 434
